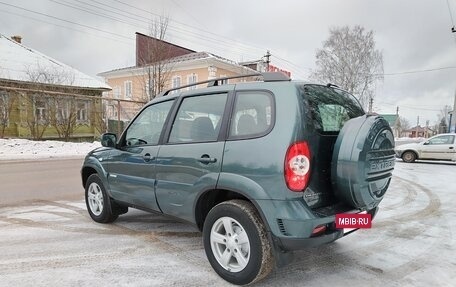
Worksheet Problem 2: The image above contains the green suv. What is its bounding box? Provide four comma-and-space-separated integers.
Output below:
81, 72, 395, 285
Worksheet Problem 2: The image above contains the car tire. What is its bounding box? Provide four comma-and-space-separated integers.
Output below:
85, 174, 119, 223
401, 151, 417, 163
203, 200, 274, 285
332, 115, 396, 210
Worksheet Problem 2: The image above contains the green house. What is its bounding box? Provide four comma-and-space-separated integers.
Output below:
0, 34, 111, 141
379, 114, 400, 138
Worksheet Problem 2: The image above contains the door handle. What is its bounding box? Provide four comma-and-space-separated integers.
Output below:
198, 154, 217, 164
143, 153, 155, 162
450, 147, 454, 149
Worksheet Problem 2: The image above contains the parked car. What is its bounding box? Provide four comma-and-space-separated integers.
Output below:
395, 133, 456, 163
81, 72, 396, 285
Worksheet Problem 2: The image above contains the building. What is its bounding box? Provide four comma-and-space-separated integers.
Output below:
98, 33, 260, 124
0, 34, 110, 141
402, 125, 435, 138
379, 114, 401, 138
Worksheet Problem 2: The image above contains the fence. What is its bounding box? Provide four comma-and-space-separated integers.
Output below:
102, 97, 147, 137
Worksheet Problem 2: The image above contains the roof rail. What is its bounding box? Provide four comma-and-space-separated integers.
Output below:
159, 72, 291, 97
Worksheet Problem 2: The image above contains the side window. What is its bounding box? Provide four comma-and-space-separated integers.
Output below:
229, 92, 273, 138
124, 100, 174, 146
168, 94, 227, 143
428, 135, 455, 145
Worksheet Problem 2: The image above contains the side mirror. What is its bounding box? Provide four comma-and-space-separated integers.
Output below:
101, 133, 117, 148
423, 141, 430, 145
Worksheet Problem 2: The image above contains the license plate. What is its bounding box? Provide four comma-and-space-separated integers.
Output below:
336, 211, 371, 232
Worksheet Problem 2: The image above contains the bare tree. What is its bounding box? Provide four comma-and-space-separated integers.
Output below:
399, 116, 411, 131
0, 91, 16, 138
23, 93, 52, 140
311, 25, 384, 109
25, 63, 78, 140
397, 116, 411, 137
49, 97, 78, 141
435, 104, 451, 133
139, 15, 175, 100
92, 97, 107, 136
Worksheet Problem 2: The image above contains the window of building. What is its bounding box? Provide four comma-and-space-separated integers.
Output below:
77, 101, 89, 123
219, 74, 228, 85
187, 73, 198, 90
124, 81, 132, 99
113, 86, 121, 99
108, 105, 118, 119
171, 76, 181, 94
0, 91, 10, 126
35, 99, 48, 123
56, 100, 69, 122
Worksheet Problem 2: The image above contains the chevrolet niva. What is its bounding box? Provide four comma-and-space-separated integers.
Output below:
81, 72, 395, 285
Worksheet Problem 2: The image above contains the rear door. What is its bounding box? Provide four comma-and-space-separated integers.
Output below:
301, 85, 365, 208
155, 88, 232, 222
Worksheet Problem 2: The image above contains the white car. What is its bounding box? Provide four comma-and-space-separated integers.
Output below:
395, 133, 456, 163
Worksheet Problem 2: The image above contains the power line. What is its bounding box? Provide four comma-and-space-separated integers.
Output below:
376, 66, 456, 76
447, 0, 455, 27
51, 0, 263, 60
377, 101, 442, 112
169, 0, 205, 29
0, 1, 134, 41
110, 0, 266, 52
0, 8, 133, 46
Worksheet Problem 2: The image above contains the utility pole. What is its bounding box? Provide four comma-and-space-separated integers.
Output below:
416, 116, 419, 138
264, 50, 271, 71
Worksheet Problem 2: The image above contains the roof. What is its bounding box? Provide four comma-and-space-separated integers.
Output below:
404, 125, 435, 133
0, 34, 110, 90
99, 51, 250, 76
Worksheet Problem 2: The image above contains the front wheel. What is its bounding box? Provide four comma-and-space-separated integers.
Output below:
85, 174, 119, 223
402, 151, 417, 163
203, 200, 274, 285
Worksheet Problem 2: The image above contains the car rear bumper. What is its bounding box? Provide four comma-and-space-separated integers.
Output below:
275, 229, 344, 251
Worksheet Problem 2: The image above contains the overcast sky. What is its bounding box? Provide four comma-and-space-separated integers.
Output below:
1, 0, 456, 126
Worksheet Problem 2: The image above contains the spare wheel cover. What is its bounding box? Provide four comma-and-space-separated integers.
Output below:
331, 115, 395, 209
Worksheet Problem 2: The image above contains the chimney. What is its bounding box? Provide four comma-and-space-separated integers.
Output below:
11, 35, 22, 44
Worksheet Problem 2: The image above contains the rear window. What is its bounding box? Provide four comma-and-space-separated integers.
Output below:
301, 85, 365, 133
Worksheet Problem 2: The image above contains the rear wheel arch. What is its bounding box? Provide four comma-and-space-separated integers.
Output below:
194, 189, 269, 233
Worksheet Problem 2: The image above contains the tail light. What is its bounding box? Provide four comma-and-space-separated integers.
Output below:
284, 141, 311, 191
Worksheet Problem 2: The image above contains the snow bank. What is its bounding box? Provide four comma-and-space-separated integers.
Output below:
0, 138, 101, 160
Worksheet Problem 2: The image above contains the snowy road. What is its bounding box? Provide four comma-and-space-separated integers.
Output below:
0, 160, 455, 286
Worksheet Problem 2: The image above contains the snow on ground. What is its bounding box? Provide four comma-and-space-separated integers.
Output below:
0, 138, 100, 160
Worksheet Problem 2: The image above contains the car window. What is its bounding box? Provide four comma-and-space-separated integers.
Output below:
229, 91, 273, 138
428, 135, 455, 145
302, 84, 365, 134
168, 94, 227, 143
124, 100, 174, 146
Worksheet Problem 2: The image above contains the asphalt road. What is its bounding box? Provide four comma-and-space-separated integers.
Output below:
0, 158, 84, 206
0, 159, 455, 286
